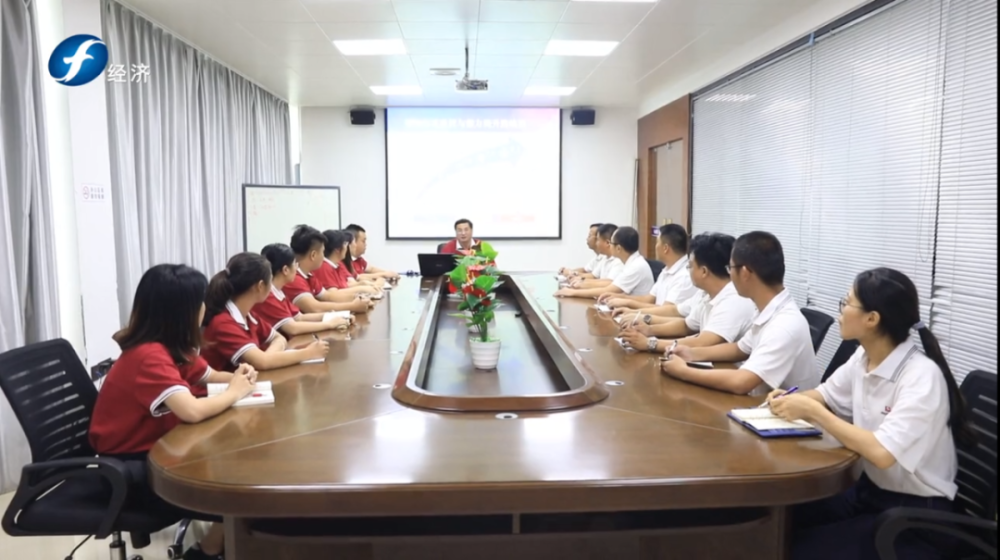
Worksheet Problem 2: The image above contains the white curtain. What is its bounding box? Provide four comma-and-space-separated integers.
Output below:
102, 0, 292, 323
0, 0, 62, 493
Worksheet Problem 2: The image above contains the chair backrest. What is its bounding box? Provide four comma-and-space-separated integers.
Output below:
646, 258, 666, 279
954, 370, 998, 524
437, 243, 447, 254
0, 339, 98, 463
822, 339, 861, 382
800, 308, 835, 353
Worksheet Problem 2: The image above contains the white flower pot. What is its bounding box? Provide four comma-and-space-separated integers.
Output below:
469, 338, 501, 370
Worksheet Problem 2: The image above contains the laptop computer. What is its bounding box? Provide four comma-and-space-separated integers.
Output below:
418, 253, 457, 277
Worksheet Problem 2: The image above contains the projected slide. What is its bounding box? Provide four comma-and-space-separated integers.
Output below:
386, 108, 561, 239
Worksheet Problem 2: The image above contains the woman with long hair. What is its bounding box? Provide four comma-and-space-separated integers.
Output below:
769, 268, 972, 560
311, 229, 380, 302
89, 264, 257, 560
256, 243, 352, 337
202, 252, 329, 371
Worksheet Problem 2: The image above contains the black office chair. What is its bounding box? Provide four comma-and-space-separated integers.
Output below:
0, 339, 183, 560
800, 308, 835, 353
876, 370, 998, 560
646, 258, 666, 279
437, 242, 447, 254
822, 339, 861, 383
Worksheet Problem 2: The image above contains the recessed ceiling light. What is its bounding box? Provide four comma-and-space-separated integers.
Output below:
370, 85, 422, 96
544, 40, 619, 57
524, 86, 577, 96
334, 39, 407, 56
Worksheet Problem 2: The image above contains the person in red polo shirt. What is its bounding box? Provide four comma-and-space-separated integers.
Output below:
283, 225, 372, 314
344, 223, 400, 282
313, 229, 380, 300
89, 264, 257, 560
256, 243, 352, 337
202, 252, 329, 371
438, 218, 480, 255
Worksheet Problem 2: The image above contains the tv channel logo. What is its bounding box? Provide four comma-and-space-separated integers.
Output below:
48, 34, 109, 86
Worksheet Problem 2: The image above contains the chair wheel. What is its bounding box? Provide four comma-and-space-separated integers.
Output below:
167, 544, 184, 559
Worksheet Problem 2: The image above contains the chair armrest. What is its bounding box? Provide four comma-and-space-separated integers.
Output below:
3, 456, 134, 539
876, 507, 998, 560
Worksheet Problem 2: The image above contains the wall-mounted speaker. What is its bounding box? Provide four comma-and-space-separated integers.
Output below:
570, 109, 596, 126
350, 109, 376, 126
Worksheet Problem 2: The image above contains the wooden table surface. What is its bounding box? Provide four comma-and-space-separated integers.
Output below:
149, 275, 856, 519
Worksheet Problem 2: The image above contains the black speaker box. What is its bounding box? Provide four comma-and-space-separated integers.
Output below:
570, 109, 596, 126
350, 109, 376, 126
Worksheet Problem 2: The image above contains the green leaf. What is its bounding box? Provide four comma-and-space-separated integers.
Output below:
473, 275, 497, 293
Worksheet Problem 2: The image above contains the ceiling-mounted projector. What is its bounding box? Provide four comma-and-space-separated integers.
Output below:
455, 45, 488, 93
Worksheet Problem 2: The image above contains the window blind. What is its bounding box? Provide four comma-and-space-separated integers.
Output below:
931, 0, 998, 381
805, 0, 945, 366
691, 50, 814, 306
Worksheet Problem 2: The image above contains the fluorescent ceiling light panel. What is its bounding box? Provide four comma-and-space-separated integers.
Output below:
370, 85, 422, 96
334, 39, 407, 56
524, 86, 577, 96
544, 40, 618, 57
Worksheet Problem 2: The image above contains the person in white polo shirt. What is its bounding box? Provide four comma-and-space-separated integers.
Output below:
662, 231, 817, 394
769, 268, 972, 560
559, 223, 603, 278
619, 233, 755, 353
601, 224, 700, 313
556, 226, 653, 299
564, 224, 623, 289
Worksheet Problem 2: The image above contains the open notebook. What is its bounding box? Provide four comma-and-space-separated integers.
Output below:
207, 381, 274, 407
323, 311, 352, 322
728, 408, 822, 438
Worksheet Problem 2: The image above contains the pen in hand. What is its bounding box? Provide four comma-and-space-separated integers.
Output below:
759, 386, 800, 408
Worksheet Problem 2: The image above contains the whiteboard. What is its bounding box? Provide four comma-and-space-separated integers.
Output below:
242, 185, 341, 253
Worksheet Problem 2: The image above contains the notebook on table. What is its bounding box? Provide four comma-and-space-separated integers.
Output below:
728, 408, 822, 438
207, 381, 275, 407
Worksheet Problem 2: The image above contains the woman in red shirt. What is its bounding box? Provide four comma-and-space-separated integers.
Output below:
312, 229, 380, 300
89, 264, 257, 560
202, 252, 329, 371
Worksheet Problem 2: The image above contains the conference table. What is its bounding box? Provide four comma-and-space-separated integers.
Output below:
149, 274, 857, 560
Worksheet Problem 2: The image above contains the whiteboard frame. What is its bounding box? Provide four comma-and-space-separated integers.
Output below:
242, 184, 342, 251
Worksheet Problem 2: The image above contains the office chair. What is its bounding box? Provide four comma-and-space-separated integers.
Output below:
800, 308, 835, 353
876, 370, 997, 560
822, 339, 861, 382
437, 243, 447, 254
646, 258, 666, 279
0, 339, 185, 560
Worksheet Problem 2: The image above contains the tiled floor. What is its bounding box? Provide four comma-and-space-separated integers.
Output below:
0, 491, 204, 560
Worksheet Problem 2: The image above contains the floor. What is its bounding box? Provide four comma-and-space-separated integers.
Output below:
0, 491, 204, 560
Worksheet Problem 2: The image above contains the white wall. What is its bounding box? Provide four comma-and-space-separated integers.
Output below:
35, 0, 121, 365
301, 108, 638, 273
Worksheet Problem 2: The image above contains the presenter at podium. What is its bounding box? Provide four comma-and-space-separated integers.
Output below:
439, 218, 480, 255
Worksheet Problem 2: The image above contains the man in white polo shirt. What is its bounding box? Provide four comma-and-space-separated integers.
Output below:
601, 224, 700, 313
559, 223, 603, 278
620, 233, 756, 353
559, 224, 624, 293
555, 226, 653, 299
662, 231, 817, 395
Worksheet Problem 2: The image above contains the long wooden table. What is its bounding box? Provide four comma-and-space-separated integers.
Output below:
149, 275, 856, 560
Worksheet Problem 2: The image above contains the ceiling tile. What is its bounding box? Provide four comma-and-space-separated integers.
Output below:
209, 0, 314, 23
475, 40, 550, 55
472, 54, 541, 68
318, 22, 403, 40
239, 22, 329, 42
398, 22, 478, 40
469, 66, 536, 82
281, 54, 357, 77
530, 55, 602, 82
550, 23, 636, 42
349, 59, 420, 85
259, 39, 341, 57
479, 1, 568, 23
410, 54, 467, 75
560, 2, 655, 25
405, 39, 474, 55
478, 22, 557, 41
392, 0, 480, 22
302, 0, 398, 22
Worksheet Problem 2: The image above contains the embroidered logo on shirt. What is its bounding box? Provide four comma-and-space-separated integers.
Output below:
882, 406, 893, 415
